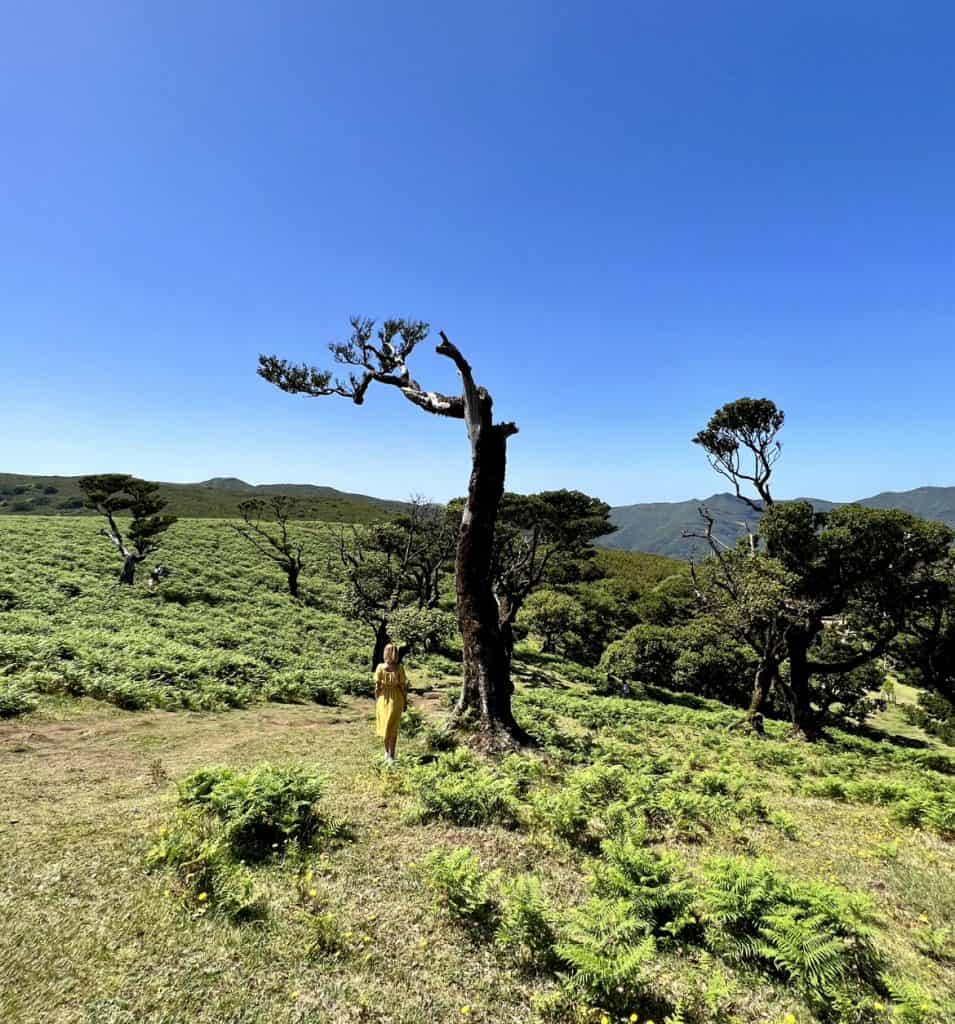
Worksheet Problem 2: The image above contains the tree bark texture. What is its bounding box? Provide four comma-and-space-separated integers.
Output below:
450, 420, 529, 746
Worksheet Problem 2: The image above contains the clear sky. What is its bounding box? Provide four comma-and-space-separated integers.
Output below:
2, 2, 953, 505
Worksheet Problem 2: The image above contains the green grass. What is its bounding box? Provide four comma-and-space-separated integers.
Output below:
1, 515, 954, 1024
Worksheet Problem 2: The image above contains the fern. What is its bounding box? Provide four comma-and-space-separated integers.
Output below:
418, 846, 499, 930
883, 975, 941, 1024
591, 836, 698, 943
554, 897, 658, 1014
495, 873, 557, 969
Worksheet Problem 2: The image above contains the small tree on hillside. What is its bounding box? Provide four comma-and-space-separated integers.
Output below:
489, 490, 614, 664
231, 496, 311, 597
336, 498, 456, 668
79, 474, 176, 586
692, 397, 783, 512
691, 538, 800, 730
259, 318, 528, 746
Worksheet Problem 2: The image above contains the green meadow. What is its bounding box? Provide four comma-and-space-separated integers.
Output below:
1, 516, 954, 1024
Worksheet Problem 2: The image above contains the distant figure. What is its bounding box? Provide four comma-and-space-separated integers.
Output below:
148, 565, 171, 589
375, 643, 407, 764
882, 675, 898, 705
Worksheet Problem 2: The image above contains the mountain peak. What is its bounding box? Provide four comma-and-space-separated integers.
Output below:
198, 477, 253, 491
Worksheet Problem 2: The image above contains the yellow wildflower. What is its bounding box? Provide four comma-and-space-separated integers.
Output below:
197, 892, 208, 902
308, 889, 318, 898
460, 1008, 470, 1017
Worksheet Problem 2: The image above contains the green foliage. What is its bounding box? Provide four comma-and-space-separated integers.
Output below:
590, 837, 698, 944
387, 606, 457, 654
882, 976, 943, 1024
147, 763, 347, 924
600, 620, 755, 707
406, 748, 522, 827
0, 677, 38, 717
418, 847, 499, 930
554, 897, 658, 1015
519, 589, 586, 655
262, 668, 342, 706
700, 857, 878, 1010
171, 763, 332, 860
0, 516, 380, 712
495, 874, 558, 969
600, 624, 678, 688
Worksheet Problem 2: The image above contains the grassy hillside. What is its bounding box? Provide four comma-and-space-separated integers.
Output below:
0, 473, 403, 523
2, 517, 955, 1024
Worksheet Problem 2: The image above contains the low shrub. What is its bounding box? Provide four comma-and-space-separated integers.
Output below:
0, 678, 38, 718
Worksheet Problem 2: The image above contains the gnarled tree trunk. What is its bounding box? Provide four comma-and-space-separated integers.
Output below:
786, 634, 819, 740
496, 592, 518, 667
746, 662, 777, 734
449, 417, 529, 747
287, 563, 300, 597
119, 554, 139, 586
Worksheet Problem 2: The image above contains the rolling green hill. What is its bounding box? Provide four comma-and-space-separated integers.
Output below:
603, 486, 955, 559
0, 473, 405, 523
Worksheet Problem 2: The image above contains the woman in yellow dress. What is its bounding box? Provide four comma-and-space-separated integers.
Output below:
375, 643, 407, 763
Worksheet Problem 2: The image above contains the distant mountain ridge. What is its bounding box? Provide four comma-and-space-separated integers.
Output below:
0, 473, 406, 523
602, 486, 955, 560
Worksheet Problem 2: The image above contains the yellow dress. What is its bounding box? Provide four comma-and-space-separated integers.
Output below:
375, 663, 407, 744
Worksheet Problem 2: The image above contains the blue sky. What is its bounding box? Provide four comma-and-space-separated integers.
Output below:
2, 2, 953, 505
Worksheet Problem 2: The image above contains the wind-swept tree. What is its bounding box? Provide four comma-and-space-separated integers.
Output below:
231, 495, 310, 597
686, 398, 787, 725
690, 399, 955, 738
259, 317, 527, 745
78, 474, 176, 585
692, 397, 783, 512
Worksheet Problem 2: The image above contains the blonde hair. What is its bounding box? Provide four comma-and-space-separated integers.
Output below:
383, 643, 400, 666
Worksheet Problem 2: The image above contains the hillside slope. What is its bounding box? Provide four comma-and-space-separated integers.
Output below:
0, 473, 404, 523
604, 486, 955, 558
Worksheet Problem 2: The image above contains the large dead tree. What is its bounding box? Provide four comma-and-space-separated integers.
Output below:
258, 317, 529, 746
